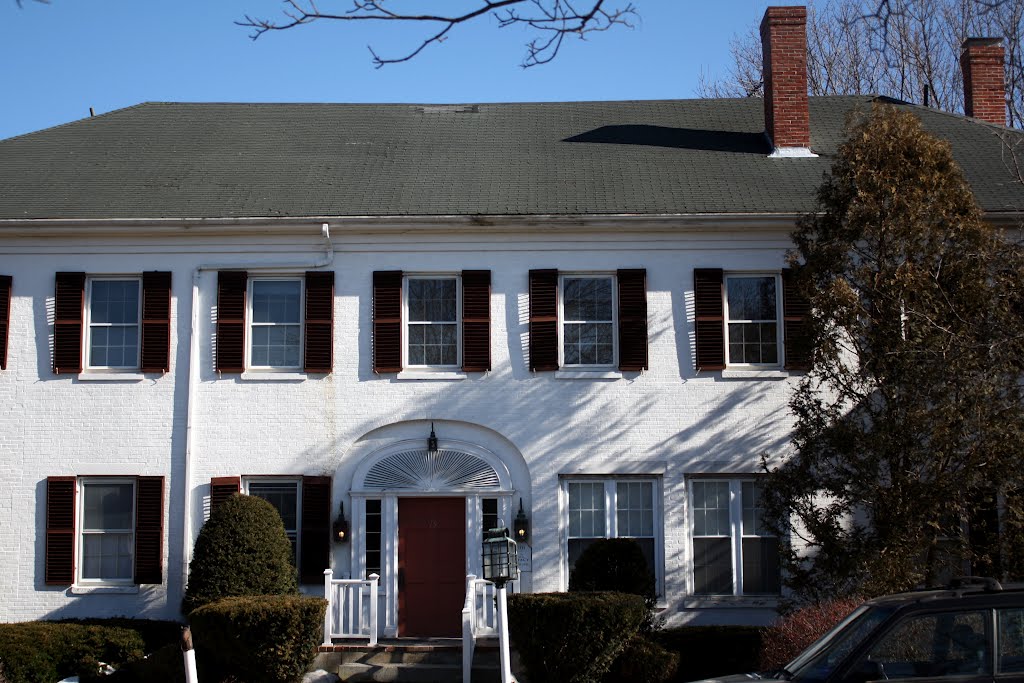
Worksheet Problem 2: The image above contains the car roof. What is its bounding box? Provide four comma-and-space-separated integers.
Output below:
864, 581, 1024, 612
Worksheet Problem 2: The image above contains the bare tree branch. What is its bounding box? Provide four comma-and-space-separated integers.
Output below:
237, 0, 637, 68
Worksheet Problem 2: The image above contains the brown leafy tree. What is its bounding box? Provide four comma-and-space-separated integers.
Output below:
763, 104, 1024, 602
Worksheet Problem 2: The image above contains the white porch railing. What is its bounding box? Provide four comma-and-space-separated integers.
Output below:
323, 569, 379, 646
462, 575, 498, 683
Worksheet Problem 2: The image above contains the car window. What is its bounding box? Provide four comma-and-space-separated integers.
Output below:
851, 610, 990, 680
999, 608, 1024, 673
790, 606, 893, 683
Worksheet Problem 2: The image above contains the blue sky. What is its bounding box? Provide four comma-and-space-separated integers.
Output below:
0, 1, 775, 141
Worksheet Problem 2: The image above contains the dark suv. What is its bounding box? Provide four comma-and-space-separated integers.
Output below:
712, 578, 1024, 683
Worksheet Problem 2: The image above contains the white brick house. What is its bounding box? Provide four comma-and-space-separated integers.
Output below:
1, 7, 1021, 632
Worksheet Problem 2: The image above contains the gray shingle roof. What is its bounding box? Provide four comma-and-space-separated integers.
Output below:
2, 97, 1023, 220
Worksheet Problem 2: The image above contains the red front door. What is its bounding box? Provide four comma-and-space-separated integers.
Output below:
398, 497, 466, 637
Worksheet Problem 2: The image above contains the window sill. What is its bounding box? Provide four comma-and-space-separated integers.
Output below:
554, 370, 622, 380
395, 371, 468, 381
682, 595, 780, 609
70, 584, 139, 595
77, 372, 147, 382
720, 369, 790, 380
239, 372, 307, 382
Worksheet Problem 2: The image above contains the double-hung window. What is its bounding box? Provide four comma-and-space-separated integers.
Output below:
85, 278, 141, 370
405, 276, 460, 368
690, 479, 780, 596
248, 279, 303, 369
561, 275, 616, 367
724, 274, 781, 366
80, 480, 135, 583
246, 479, 300, 565
564, 478, 660, 593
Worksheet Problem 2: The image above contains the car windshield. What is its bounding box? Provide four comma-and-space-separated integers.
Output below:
785, 604, 895, 683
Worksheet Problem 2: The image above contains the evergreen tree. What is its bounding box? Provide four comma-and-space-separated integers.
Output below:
764, 104, 1024, 602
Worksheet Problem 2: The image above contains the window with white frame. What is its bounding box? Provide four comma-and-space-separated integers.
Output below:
246, 480, 300, 565
248, 279, 303, 369
561, 275, 616, 367
690, 479, 780, 596
565, 478, 659, 591
79, 479, 135, 583
405, 276, 460, 368
85, 278, 141, 370
725, 274, 781, 366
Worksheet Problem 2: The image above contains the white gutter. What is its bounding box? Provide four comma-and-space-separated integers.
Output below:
181, 223, 334, 593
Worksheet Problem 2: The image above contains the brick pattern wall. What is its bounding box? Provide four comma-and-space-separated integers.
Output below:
961, 38, 1006, 126
760, 6, 810, 149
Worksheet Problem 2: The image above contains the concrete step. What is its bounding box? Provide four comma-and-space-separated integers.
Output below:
314, 639, 502, 683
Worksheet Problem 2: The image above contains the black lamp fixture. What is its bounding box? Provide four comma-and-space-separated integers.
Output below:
332, 501, 350, 543
427, 422, 439, 454
482, 524, 520, 588
513, 498, 530, 543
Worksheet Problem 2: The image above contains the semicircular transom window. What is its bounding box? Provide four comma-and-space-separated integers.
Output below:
363, 449, 501, 491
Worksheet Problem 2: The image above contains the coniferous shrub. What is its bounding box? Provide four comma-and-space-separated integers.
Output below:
0, 622, 146, 683
759, 598, 862, 671
568, 538, 655, 603
603, 634, 679, 683
182, 493, 298, 614
188, 595, 327, 683
507, 592, 646, 683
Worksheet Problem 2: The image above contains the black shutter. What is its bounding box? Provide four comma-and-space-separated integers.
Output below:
617, 269, 648, 371
373, 271, 403, 373
0, 275, 10, 370
300, 476, 331, 584
304, 271, 334, 374
782, 268, 811, 371
209, 477, 240, 517
45, 477, 76, 585
141, 272, 172, 373
54, 272, 85, 374
529, 269, 559, 371
134, 477, 164, 584
462, 270, 491, 372
216, 271, 247, 373
694, 268, 726, 371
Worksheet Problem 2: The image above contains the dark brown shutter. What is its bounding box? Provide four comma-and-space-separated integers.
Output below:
372, 271, 403, 373
140, 272, 172, 373
216, 271, 247, 373
209, 476, 240, 517
304, 271, 334, 374
462, 270, 491, 372
529, 269, 559, 371
45, 477, 76, 585
134, 476, 164, 584
0, 275, 10, 370
54, 272, 85, 374
617, 269, 648, 371
782, 268, 811, 371
300, 476, 331, 584
694, 268, 726, 371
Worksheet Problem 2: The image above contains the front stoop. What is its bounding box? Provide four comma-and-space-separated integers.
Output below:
314, 638, 502, 683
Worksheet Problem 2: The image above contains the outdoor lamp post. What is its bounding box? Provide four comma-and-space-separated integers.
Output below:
482, 526, 519, 683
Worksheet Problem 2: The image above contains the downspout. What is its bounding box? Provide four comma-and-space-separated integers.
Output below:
181, 223, 334, 594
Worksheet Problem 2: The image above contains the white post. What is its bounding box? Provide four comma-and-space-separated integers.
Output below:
323, 568, 334, 647
496, 583, 514, 683
368, 573, 380, 647
181, 627, 199, 683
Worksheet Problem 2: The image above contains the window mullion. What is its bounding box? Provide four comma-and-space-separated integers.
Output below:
731, 481, 743, 596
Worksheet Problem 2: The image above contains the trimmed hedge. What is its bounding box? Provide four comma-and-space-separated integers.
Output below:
0, 622, 146, 683
189, 594, 327, 683
604, 634, 680, 683
508, 592, 647, 683
655, 625, 763, 682
569, 538, 655, 602
183, 493, 299, 614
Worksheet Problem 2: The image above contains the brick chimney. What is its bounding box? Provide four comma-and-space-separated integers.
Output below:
760, 6, 815, 156
961, 38, 1006, 126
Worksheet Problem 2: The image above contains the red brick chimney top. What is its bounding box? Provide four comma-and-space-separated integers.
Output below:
961, 38, 1006, 126
760, 6, 813, 155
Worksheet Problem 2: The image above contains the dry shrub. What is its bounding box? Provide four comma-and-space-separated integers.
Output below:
759, 598, 861, 671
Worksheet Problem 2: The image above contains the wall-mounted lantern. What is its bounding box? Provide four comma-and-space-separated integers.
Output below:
427, 422, 439, 454
482, 525, 520, 588
332, 501, 350, 543
514, 498, 530, 543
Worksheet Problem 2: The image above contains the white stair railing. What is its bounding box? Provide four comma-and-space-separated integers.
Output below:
323, 569, 379, 646
462, 575, 498, 683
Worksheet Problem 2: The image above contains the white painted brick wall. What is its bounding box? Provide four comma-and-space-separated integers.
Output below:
0, 226, 797, 626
